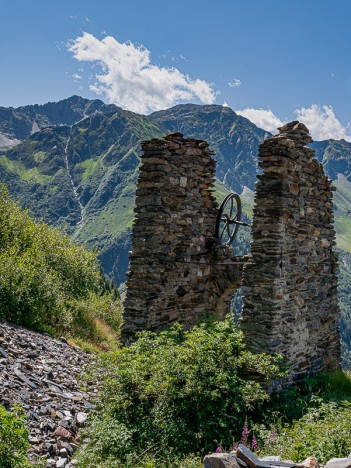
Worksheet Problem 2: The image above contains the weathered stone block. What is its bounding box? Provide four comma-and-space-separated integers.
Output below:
203, 453, 241, 468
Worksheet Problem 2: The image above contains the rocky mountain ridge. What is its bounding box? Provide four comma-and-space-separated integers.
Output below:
2, 97, 351, 285
0, 95, 119, 147
0, 98, 268, 284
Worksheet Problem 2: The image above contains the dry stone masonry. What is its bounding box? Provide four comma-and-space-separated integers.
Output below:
123, 123, 340, 380
241, 121, 339, 380
122, 133, 247, 342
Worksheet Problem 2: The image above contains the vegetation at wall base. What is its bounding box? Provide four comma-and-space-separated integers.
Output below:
259, 399, 351, 464
76, 323, 351, 468
0, 185, 122, 350
76, 317, 285, 467
252, 371, 351, 464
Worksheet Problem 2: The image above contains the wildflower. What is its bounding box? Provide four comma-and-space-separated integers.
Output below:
215, 445, 223, 453
252, 434, 259, 451
231, 440, 239, 451
241, 417, 249, 445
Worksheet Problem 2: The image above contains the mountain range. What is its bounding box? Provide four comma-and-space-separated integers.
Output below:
1, 95, 351, 289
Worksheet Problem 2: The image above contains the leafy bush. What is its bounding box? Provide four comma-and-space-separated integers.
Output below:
0, 405, 30, 468
0, 185, 121, 346
77, 317, 285, 466
260, 399, 351, 463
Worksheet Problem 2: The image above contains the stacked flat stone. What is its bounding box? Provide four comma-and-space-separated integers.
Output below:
122, 133, 247, 342
0, 321, 94, 467
241, 121, 339, 380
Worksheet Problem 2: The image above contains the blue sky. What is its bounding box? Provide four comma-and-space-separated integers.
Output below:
1, 0, 351, 139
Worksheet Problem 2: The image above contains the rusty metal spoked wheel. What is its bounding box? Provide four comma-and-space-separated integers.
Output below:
215, 193, 242, 246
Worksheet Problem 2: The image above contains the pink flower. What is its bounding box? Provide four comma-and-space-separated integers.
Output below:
252, 435, 259, 451
241, 418, 249, 445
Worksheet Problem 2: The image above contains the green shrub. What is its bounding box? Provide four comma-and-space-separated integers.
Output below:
77, 317, 285, 466
0, 185, 98, 331
0, 185, 121, 346
260, 399, 351, 463
0, 405, 30, 468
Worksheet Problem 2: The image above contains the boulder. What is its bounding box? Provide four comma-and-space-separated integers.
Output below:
325, 460, 351, 468
203, 453, 241, 468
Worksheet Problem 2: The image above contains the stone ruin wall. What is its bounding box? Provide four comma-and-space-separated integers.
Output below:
122, 133, 247, 342
123, 123, 340, 379
241, 122, 340, 379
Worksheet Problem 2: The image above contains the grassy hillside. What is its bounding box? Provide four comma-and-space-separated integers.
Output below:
0, 185, 122, 351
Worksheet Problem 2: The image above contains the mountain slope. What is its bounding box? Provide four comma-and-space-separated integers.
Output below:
0, 100, 270, 284
1, 97, 351, 285
0, 107, 165, 283
313, 139, 351, 181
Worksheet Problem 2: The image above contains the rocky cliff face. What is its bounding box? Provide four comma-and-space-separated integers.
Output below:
0, 95, 119, 146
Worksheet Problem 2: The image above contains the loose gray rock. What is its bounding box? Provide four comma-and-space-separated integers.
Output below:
56, 458, 68, 468
325, 460, 351, 468
0, 321, 95, 465
203, 453, 242, 468
76, 412, 87, 426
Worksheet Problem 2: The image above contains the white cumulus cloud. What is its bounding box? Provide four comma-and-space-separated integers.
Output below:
228, 78, 241, 88
236, 105, 351, 141
236, 108, 283, 133
294, 104, 351, 142
67, 32, 216, 114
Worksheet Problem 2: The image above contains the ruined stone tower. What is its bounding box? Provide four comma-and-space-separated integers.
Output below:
241, 122, 340, 379
122, 123, 340, 380
122, 133, 246, 342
